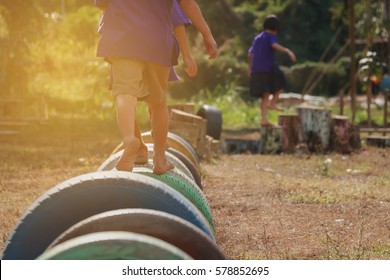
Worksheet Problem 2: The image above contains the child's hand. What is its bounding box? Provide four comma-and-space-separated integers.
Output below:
287, 49, 296, 62
183, 54, 198, 77
203, 35, 218, 59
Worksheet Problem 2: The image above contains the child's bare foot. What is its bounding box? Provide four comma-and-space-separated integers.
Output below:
116, 137, 140, 172
135, 145, 148, 164
267, 104, 284, 111
153, 159, 174, 175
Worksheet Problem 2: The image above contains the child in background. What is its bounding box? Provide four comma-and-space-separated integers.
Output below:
248, 14, 296, 126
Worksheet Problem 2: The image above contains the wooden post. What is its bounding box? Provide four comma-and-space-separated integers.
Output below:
297, 106, 332, 153
349, 0, 357, 124
384, 90, 389, 129
278, 114, 301, 153
169, 109, 207, 158
168, 103, 195, 115
339, 89, 345, 115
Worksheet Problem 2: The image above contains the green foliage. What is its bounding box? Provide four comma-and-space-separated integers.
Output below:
0, 0, 388, 126
286, 62, 347, 96
331, 103, 385, 127
170, 50, 249, 99
26, 6, 113, 118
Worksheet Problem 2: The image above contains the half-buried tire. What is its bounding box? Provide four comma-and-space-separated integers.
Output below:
167, 147, 202, 189
110, 132, 200, 171
38, 231, 192, 260
142, 131, 200, 170
48, 209, 226, 260
133, 167, 214, 230
97, 146, 195, 184
1, 171, 213, 260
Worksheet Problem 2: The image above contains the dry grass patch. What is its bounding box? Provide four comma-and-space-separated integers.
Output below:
203, 151, 390, 259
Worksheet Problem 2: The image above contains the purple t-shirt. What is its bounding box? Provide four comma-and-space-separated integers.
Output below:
248, 31, 278, 73
169, 0, 191, 81
172, 0, 191, 28
96, 0, 178, 67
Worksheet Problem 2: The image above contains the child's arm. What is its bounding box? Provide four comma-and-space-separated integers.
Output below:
272, 43, 296, 62
247, 53, 253, 77
178, 0, 218, 59
174, 25, 198, 77
94, 0, 109, 10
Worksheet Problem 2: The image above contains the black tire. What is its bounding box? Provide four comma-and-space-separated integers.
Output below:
97, 145, 195, 183
167, 147, 202, 189
142, 131, 200, 169
110, 132, 200, 171
39, 231, 191, 260
48, 209, 226, 260
1, 171, 213, 260
196, 105, 223, 140
167, 132, 200, 164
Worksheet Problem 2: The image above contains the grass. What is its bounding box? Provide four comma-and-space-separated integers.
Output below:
189, 84, 389, 129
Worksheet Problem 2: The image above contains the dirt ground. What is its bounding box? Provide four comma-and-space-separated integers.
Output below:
202, 151, 390, 260
0, 121, 389, 259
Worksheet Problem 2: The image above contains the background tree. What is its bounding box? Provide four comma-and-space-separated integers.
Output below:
0, 0, 388, 122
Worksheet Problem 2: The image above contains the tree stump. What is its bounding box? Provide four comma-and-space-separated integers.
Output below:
278, 114, 301, 153
260, 125, 283, 154
296, 106, 332, 153
348, 123, 361, 151
330, 115, 353, 153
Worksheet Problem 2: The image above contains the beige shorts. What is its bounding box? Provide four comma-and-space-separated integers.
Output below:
111, 58, 170, 104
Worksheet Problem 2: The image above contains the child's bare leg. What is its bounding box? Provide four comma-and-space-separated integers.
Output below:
261, 92, 273, 126
148, 100, 173, 175
115, 94, 140, 171
134, 120, 148, 164
268, 89, 284, 111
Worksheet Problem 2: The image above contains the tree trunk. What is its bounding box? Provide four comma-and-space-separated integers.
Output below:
384, 90, 389, 128
297, 106, 332, 153
260, 126, 283, 154
349, 0, 357, 124
330, 115, 353, 154
277, 114, 301, 153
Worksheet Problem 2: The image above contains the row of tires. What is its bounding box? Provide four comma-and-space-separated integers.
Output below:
1, 132, 226, 260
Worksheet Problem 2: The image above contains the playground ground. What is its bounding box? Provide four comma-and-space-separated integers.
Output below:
0, 118, 389, 259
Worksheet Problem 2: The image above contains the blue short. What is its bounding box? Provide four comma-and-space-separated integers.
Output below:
250, 66, 287, 98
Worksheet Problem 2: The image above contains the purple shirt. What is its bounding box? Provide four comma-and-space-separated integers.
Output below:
96, 0, 178, 67
248, 31, 278, 73
172, 0, 191, 28
169, 0, 191, 81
